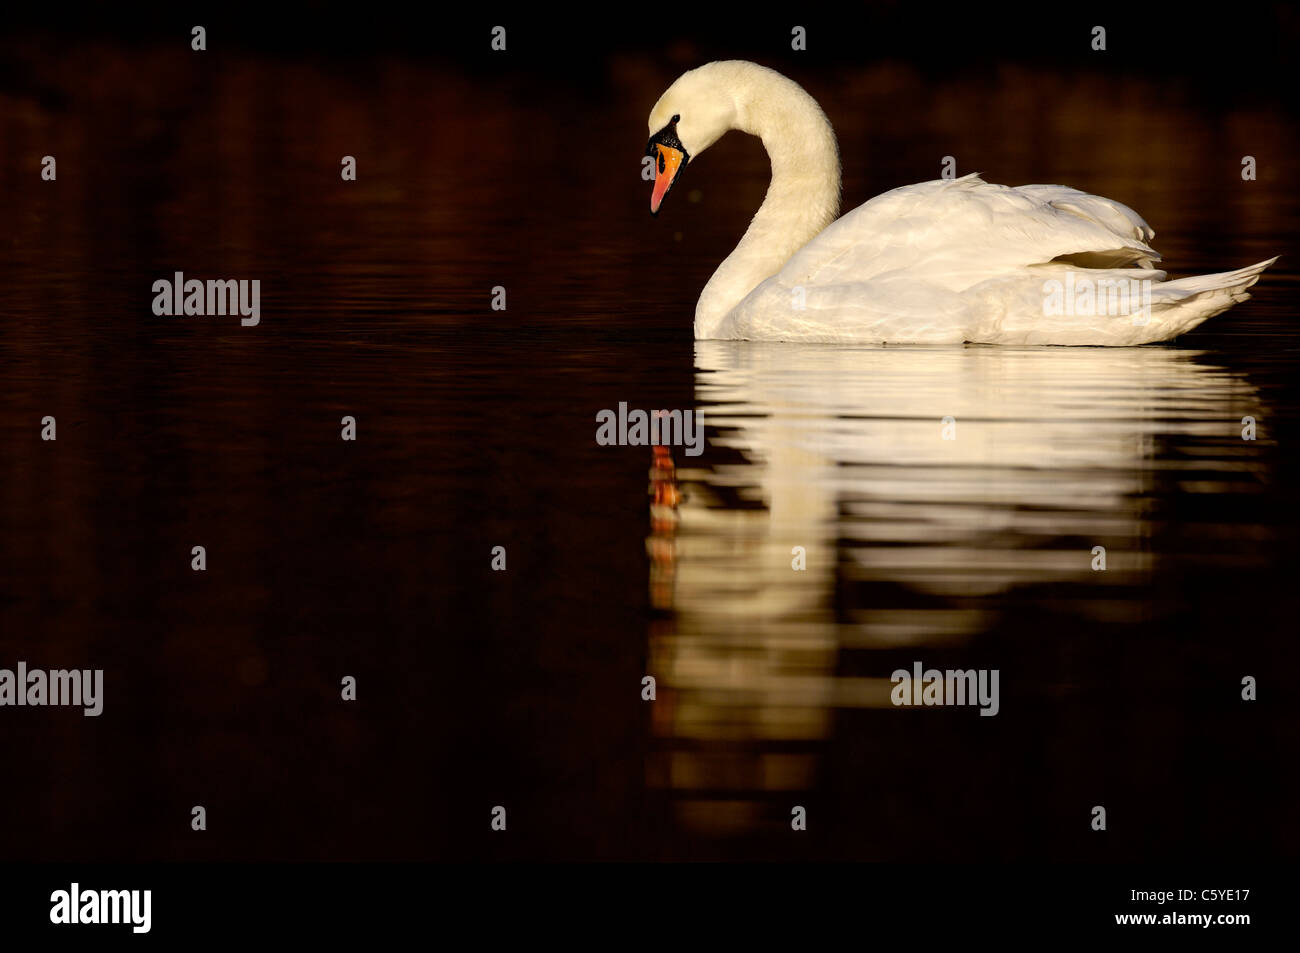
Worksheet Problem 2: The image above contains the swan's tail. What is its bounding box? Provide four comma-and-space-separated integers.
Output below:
1141, 256, 1278, 342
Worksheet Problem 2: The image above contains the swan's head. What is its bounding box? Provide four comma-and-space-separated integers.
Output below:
645, 64, 738, 215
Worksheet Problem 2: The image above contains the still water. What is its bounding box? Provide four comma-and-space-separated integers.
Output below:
0, 46, 1297, 860
651, 343, 1289, 856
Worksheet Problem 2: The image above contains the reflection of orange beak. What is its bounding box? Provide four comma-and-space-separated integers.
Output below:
650, 144, 686, 216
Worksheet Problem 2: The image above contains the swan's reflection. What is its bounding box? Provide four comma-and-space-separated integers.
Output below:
647, 342, 1265, 833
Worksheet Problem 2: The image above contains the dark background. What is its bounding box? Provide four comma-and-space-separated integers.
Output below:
1, 2, 1298, 862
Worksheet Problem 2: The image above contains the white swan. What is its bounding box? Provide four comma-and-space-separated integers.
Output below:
645, 61, 1277, 346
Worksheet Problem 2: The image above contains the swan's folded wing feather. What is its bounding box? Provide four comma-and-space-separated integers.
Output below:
777, 174, 1161, 291
1014, 183, 1155, 244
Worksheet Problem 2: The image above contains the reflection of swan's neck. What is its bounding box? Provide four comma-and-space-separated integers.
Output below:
695, 71, 841, 338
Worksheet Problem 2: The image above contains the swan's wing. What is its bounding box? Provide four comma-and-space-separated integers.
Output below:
777, 173, 1161, 292
719, 173, 1274, 345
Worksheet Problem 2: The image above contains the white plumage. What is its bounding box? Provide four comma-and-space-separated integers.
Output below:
646, 61, 1276, 346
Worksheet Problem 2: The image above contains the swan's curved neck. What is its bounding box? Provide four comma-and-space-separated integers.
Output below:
695, 70, 841, 338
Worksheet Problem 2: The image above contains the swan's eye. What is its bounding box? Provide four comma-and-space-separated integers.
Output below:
672, 114, 680, 124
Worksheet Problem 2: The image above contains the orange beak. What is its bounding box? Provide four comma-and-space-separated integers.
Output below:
649, 144, 686, 216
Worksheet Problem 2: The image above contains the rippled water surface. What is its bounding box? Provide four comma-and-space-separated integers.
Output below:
1, 43, 1298, 860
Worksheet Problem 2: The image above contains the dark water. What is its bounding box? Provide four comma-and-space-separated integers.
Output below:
1, 42, 1298, 861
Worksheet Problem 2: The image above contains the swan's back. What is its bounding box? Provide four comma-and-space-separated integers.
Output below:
717, 174, 1275, 345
